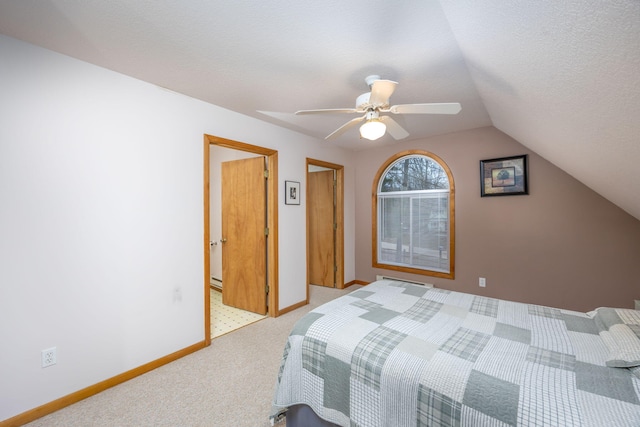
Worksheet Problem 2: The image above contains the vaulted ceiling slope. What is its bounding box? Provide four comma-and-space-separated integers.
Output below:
0, 1, 639, 219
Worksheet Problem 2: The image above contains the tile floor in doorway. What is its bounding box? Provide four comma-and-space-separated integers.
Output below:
210, 288, 267, 338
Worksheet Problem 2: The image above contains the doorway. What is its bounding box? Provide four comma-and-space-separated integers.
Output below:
306, 159, 344, 295
203, 135, 279, 345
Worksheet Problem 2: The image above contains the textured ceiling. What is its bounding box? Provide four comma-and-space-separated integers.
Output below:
0, 0, 639, 219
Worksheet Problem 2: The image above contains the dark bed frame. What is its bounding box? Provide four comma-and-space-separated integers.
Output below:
285, 404, 339, 427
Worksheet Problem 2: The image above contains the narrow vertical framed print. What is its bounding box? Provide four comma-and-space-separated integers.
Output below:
285, 180, 300, 205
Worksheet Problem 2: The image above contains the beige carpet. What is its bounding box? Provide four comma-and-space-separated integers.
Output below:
24, 284, 361, 427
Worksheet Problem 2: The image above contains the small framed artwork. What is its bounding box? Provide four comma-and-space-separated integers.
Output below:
285, 180, 301, 205
480, 155, 528, 197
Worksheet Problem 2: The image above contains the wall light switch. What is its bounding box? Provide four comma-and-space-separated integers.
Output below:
479, 277, 486, 288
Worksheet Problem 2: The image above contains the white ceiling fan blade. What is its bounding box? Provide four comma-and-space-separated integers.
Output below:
380, 116, 409, 140
325, 115, 366, 139
387, 102, 462, 115
295, 108, 358, 115
368, 79, 397, 107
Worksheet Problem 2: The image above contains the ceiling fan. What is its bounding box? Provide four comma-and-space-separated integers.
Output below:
295, 75, 461, 141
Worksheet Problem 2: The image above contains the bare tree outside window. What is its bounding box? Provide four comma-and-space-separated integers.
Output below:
381, 156, 449, 192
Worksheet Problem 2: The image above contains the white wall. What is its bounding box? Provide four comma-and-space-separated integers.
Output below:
0, 34, 355, 421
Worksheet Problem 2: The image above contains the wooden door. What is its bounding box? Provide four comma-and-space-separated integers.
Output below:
308, 170, 335, 287
221, 156, 267, 314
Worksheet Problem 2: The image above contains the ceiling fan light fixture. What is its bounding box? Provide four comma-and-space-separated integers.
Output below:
359, 119, 386, 140
296, 75, 460, 141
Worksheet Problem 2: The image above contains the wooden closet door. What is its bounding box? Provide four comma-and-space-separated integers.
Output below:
308, 170, 335, 287
221, 156, 267, 314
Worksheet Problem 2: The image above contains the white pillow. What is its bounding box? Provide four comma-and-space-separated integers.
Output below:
589, 307, 640, 368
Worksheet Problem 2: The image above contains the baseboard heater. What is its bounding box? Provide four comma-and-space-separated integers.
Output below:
375, 275, 434, 288
210, 276, 222, 289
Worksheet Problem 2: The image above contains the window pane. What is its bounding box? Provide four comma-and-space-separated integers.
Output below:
410, 195, 449, 272
378, 193, 449, 273
380, 156, 449, 192
379, 196, 410, 264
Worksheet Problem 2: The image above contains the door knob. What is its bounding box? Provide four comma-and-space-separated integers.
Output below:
220, 238, 227, 243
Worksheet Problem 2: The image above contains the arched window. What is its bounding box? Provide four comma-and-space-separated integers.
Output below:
372, 150, 455, 279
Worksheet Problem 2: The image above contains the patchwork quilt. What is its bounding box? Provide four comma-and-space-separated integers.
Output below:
270, 280, 640, 426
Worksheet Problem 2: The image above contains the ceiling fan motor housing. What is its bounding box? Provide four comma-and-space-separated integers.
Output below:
356, 92, 371, 109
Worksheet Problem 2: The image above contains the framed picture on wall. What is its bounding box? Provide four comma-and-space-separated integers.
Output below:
480, 155, 528, 197
285, 180, 300, 205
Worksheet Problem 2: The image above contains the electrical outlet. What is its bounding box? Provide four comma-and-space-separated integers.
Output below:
42, 347, 56, 368
479, 277, 486, 288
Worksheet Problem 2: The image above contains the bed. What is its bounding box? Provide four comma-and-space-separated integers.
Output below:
270, 280, 640, 426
